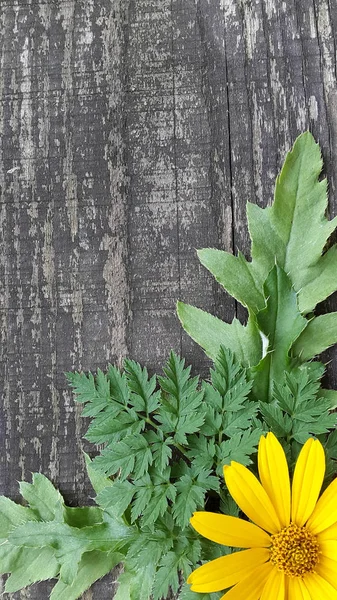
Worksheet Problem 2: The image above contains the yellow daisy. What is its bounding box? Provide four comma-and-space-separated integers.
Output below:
188, 432, 337, 599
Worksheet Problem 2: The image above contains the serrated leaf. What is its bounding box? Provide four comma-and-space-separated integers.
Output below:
8, 513, 133, 585
130, 474, 153, 523
129, 469, 176, 527
145, 431, 173, 471
157, 352, 205, 444
176, 302, 262, 367
223, 403, 258, 435
124, 359, 160, 415
252, 266, 307, 401
4, 546, 59, 593
96, 481, 135, 518
50, 550, 123, 600
19, 473, 64, 522
271, 133, 337, 293
173, 471, 217, 528
179, 583, 223, 600
216, 429, 262, 473
297, 246, 337, 313
142, 483, 176, 528
66, 370, 113, 418
85, 408, 144, 445
259, 403, 292, 438
0, 497, 38, 539
319, 388, 337, 410
84, 452, 114, 495
248, 132, 337, 312
197, 248, 265, 314
114, 564, 157, 600
187, 436, 216, 472
152, 551, 181, 600
180, 133, 337, 371
65, 371, 97, 403
107, 363, 130, 405
126, 527, 173, 571
292, 313, 337, 360
93, 435, 153, 480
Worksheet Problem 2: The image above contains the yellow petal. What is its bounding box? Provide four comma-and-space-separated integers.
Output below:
260, 568, 285, 600
315, 554, 337, 590
190, 512, 271, 548
187, 548, 270, 593
258, 433, 291, 527
303, 572, 337, 599
288, 577, 312, 600
306, 478, 337, 534
319, 540, 337, 562
224, 462, 281, 533
291, 438, 325, 526
219, 562, 274, 600
318, 521, 337, 541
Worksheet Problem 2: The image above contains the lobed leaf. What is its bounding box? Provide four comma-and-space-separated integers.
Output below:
176, 301, 262, 367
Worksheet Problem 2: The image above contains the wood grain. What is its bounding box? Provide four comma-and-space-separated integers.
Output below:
1, 0, 337, 597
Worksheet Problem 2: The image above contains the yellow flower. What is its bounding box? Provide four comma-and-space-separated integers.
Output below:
188, 432, 337, 599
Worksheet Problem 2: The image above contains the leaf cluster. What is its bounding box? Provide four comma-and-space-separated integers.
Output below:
177, 132, 337, 405
64, 348, 259, 599
0, 472, 130, 599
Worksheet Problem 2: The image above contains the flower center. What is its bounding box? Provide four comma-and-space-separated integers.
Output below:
270, 523, 320, 577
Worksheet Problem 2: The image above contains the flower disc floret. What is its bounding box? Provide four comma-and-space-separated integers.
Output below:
270, 522, 320, 577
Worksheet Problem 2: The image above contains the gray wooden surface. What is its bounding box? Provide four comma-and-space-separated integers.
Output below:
1, 0, 337, 598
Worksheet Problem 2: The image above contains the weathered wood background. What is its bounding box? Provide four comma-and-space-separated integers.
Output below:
1, 0, 337, 598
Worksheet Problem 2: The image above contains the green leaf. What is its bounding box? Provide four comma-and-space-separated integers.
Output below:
93, 435, 153, 480
107, 363, 130, 405
4, 547, 59, 593
197, 248, 265, 314
50, 550, 123, 600
8, 513, 133, 585
157, 352, 205, 444
146, 432, 173, 471
216, 429, 262, 472
297, 246, 337, 313
124, 359, 160, 415
85, 409, 144, 444
176, 302, 262, 367
130, 469, 176, 527
0, 496, 38, 538
271, 132, 337, 292
19, 473, 64, 521
179, 584, 223, 600
187, 435, 216, 472
246, 200, 284, 282
253, 266, 307, 401
292, 313, 337, 360
247, 132, 337, 312
173, 471, 218, 528
259, 403, 292, 438
126, 526, 173, 571
114, 570, 133, 600
84, 452, 114, 495
152, 551, 182, 600
96, 481, 136, 518
66, 370, 112, 417
319, 388, 337, 410
114, 565, 156, 600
